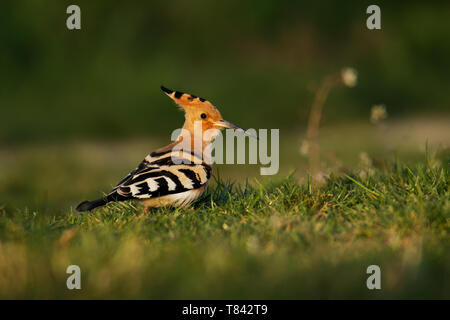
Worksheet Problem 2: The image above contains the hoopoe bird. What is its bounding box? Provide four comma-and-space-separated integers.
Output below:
76, 86, 254, 212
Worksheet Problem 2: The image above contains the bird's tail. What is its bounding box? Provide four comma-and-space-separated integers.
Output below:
76, 191, 128, 212
76, 198, 108, 212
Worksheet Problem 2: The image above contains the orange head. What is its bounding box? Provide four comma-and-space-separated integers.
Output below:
161, 86, 255, 143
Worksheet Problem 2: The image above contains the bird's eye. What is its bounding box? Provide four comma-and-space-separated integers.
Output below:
201, 113, 207, 119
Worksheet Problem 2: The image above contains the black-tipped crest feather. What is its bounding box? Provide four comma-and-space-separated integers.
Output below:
160, 85, 173, 94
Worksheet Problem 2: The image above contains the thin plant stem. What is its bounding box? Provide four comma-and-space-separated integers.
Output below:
305, 75, 339, 181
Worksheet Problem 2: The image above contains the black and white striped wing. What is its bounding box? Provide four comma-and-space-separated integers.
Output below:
109, 160, 211, 201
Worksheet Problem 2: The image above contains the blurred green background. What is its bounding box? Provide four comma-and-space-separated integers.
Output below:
1, 1, 449, 142
1, 1, 449, 213
0, 0, 449, 301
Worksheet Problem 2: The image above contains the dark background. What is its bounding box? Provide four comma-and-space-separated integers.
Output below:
0, 1, 449, 213
0, 0, 449, 300
1, 1, 449, 144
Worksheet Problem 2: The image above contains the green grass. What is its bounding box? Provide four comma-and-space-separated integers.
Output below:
0, 153, 448, 299
2, 0, 450, 300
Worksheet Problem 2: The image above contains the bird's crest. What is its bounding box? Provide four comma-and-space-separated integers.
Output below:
161, 86, 215, 110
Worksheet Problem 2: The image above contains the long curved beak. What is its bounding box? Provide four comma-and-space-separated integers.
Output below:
215, 120, 258, 140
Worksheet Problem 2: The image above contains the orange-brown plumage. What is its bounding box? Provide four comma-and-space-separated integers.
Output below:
161, 86, 224, 142
76, 86, 254, 212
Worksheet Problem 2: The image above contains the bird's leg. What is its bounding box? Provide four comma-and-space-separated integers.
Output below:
143, 204, 162, 214
144, 205, 152, 214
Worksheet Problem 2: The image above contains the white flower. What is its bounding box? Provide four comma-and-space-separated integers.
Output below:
359, 152, 372, 167
370, 104, 387, 124
341, 67, 358, 87
299, 140, 309, 156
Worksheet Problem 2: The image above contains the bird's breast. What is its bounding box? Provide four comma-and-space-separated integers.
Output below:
141, 184, 207, 209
